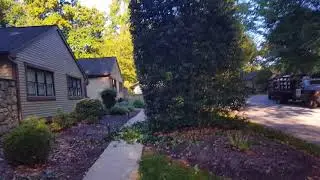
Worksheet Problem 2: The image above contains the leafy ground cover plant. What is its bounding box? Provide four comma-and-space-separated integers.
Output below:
3, 116, 53, 165
227, 131, 250, 151
139, 149, 219, 180
117, 127, 142, 144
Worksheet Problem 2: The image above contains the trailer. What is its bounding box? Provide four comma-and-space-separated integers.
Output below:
268, 75, 320, 108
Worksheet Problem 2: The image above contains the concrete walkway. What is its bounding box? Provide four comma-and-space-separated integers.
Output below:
245, 95, 320, 145
83, 110, 146, 180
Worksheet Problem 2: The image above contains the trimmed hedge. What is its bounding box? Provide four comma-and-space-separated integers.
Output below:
3, 116, 53, 165
100, 89, 117, 109
51, 109, 76, 131
133, 99, 145, 108
75, 99, 104, 121
110, 106, 129, 115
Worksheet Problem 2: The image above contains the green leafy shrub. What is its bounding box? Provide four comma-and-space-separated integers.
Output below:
110, 106, 129, 115
118, 127, 142, 144
3, 116, 53, 165
85, 115, 99, 124
127, 105, 135, 112
130, 0, 246, 132
50, 122, 62, 132
51, 109, 76, 130
100, 89, 117, 109
133, 99, 145, 108
227, 131, 250, 151
74, 99, 104, 121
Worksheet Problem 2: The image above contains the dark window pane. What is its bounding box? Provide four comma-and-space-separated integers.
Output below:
27, 69, 36, 82
67, 76, 82, 97
38, 83, 46, 96
26, 67, 55, 97
27, 82, 36, 95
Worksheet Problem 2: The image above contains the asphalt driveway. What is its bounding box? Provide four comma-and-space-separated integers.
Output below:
245, 95, 320, 145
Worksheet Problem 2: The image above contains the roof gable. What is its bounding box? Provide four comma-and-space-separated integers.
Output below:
0, 25, 87, 81
0, 25, 54, 53
77, 57, 118, 77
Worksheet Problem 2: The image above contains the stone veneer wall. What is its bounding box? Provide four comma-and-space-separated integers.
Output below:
0, 78, 19, 135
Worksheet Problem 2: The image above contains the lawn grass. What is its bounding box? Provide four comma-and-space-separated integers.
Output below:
139, 149, 220, 180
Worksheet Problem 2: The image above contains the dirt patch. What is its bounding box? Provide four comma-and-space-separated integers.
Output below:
148, 128, 320, 180
0, 110, 140, 180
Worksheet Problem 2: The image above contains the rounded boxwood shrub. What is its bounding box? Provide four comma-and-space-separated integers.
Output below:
100, 89, 117, 109
52, 109, 76, 130
127, 105, 135, 112
75, 99, 104, 121
133, 99, 145, 108
110, 106, 129, 115
3, 116, 53, 165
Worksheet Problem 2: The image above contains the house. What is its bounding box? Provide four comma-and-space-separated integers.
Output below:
130, 82, 142, 95
77, 57, 124, 100
243, 71, 258, 92
0, 25, 87, 133
243, 71, 268, 93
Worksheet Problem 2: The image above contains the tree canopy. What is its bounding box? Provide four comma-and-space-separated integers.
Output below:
130, 0, 247, 131
101, 0, 137, 88
2, 0, 105, 58
242, 0, 320, 74
0, 0, 137, 88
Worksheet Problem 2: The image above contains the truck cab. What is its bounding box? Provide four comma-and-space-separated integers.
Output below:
300, 77, 320, 107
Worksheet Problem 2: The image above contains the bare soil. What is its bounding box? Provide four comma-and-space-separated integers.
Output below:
0, 110, 140, 180
148, 128, 320, 180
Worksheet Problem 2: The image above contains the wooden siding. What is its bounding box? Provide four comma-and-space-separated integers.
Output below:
14, 29, 85, 119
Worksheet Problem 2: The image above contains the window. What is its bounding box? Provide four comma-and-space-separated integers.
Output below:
111, 79, 117, 89
67, 76, 82, 98
26, 67, 55, 98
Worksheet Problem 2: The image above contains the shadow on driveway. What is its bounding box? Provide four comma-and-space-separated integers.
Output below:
245, 95, 320, 145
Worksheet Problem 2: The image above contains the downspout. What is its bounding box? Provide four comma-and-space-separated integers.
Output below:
8, 54, 22, 123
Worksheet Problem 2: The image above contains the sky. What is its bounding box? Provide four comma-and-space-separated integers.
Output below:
79, 0, 112, 14
79, 0, 265, 46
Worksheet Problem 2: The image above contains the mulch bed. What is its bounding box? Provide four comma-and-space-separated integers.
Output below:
147, 128, 320, 180
0, 110, 140, 180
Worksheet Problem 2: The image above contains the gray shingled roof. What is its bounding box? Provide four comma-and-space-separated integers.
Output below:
0, 25, 54, 53
77, 57, 117, 77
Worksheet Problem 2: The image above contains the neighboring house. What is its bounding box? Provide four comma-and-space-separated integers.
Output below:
129, 82, 144, 102
243, 72, 258, 92
78, 57, 124, 99
130, 82, 142, 95
0, 25, 87, 133
243, 71, 267, 93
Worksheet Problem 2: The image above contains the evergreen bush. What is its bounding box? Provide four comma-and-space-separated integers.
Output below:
4, 116, 53, 165
100, 89, 117, 109
75, 99, 104, 121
